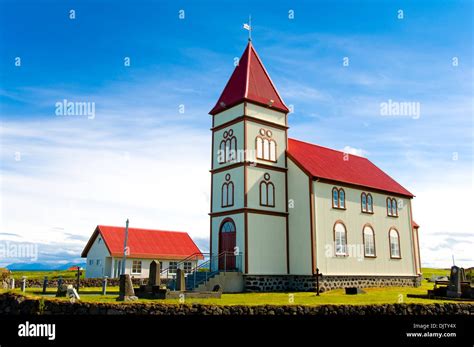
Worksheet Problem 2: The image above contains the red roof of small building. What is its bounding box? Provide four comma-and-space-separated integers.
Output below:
209, 41, 289, 115
81, 225, 203, 260
287, 138, 414, 197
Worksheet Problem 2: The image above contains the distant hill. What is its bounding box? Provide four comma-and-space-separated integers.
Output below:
6, 262, 86, 271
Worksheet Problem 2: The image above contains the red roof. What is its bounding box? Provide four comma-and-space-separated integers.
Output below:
209, 41, 289, 115
287, 138, 414, 197
412, 221, 420, 229
81, 225, 203, 260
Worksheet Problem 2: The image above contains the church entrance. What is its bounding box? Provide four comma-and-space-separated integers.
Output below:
218, 218, 236, 270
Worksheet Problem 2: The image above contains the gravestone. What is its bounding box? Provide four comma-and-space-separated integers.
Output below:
56, 284, 68, 297
21, 277, 26, 292
42, 276, 48, 294
67, 284, 80, 301
345, 287, 366, 295
176, 269, 185, 291
102, 276, 108, 295
149, 260, 161, 287
447, 266, 462, 298
9, 278, 15, 289
117, 274, 137, 301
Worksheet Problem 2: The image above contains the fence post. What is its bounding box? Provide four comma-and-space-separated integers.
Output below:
102, 276, 108, 295
42, 276, 48, 294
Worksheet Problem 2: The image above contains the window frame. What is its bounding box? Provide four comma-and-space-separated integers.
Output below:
168, 261, 178, 274
332, 187, 346, 210
221, 180, 234, 208
333, 221, 348, 256
255, 130, 277, 163
389, 228, 401, 259
387, 197, 399, 217
259, 181, 275, 207
362, 224, 376, 258
361, 192, 374, 214
131, 260, 142, 274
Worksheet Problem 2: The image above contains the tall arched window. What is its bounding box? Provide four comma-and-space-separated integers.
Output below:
339, 189, 345, 208
256, 129, 277, 162
387, 197, 398, 217
391, 199, 398, 216
221, 174, 234, 207
361, 192, 374, 213
332, 187, 345, 209
259, 173, 275, 207
363, 225, 376, 257
334, 222, 347, 256
218, 129, 237, 164
389, 228, 401, 258
367, 194, 373, 213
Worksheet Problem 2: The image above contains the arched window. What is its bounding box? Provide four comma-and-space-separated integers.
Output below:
389, 228, 401, 258
220, 219, 236, 233
332, 188, 339, 208
367, 194, 373, 213
259, 173, 275, 207
218, 129, 237, 164
362, 193, 374, 213
256, 137, 263, 158
391, 199, 398, 217
256, 129, 277, 162
334, 222, 347, 256
221, 174, 234, 207
361, 193, 367, 212
339, 189, 345, 208
363, 225, 376, 257
332, 187, 345, 209
387, 197, 398, 217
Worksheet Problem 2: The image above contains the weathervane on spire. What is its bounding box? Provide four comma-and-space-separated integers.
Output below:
243, 15, 252, 41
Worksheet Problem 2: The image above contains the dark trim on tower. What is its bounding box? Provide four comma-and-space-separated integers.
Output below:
211, 115, 289, 132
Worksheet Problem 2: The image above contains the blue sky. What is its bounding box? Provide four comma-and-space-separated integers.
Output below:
0, 0, 472, 268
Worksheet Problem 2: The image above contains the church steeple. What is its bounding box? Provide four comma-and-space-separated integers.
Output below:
209, 42, 289, 115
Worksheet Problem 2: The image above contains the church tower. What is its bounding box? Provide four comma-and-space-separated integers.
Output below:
209, 41, 290, 275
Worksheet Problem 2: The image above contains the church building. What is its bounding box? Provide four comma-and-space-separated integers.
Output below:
209, 41, 422, 292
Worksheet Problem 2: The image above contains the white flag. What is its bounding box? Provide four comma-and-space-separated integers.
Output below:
243, 23, 251, 31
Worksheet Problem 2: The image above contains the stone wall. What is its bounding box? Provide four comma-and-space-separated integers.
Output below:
14, 278, 170, 289
0, 293, 471, 315
244, 275, 422, 292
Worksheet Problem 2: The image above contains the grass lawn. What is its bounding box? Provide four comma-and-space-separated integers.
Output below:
10, 270, 84, 281
4, 268, 471, 306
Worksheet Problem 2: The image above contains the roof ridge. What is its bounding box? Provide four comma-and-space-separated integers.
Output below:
288, 137, 368, 159
97, 225, 188, 234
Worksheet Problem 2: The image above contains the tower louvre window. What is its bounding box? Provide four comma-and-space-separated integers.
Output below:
218, 129, 237, 164
221, 174, 234, 208
256, 128, 277, 162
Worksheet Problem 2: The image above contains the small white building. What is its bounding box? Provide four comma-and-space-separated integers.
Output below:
81, 225, 203, 279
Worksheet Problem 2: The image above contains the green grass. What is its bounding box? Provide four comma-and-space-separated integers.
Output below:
3, 268, 470, 306
10, 270, 84, 281
421, 267, 450, 279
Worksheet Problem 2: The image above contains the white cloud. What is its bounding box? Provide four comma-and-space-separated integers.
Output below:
341, 145, 368, 157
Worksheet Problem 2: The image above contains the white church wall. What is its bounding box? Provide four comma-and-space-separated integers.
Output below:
287, 158, 313, 275
212, 103, 244, 128
247, 213, 287, 275
85, 233, 109, 278
246, 166, 286, 213
245, 103, 286, 127
212, 166, 244, 213
313, 181, 417, 277
245, 120, 287, 168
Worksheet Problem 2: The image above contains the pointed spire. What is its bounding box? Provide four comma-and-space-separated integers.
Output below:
209, 42, 289, 115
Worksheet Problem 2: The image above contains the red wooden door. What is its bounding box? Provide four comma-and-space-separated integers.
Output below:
219, 219, 236, 270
